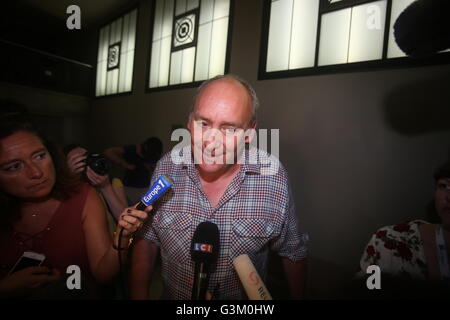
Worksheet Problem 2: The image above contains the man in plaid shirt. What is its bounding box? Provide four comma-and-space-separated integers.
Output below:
129, 75, 308, 299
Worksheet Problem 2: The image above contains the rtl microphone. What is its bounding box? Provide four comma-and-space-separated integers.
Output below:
191, 221, 220, 300
233, 254, 272, 300
135, 175, 173, 211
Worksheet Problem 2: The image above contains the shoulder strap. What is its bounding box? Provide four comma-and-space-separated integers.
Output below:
435, 226, 450, 281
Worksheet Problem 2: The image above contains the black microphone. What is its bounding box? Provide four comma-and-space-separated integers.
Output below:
190, 221, 220, 300
394, 0, 450, 57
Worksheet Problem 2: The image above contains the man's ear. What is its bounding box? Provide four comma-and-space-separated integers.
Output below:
187, 114, 193, 132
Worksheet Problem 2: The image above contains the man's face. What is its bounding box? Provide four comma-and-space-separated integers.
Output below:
0, 131, 56, 200
435, 178, 450, 227
187, 79, 255, 176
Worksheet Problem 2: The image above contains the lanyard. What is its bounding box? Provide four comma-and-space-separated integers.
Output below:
435, 226, 450, 281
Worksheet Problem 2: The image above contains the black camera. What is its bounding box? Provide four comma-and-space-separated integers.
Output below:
85, 153, 110, 176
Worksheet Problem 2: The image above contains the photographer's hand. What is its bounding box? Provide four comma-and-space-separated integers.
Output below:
86, 167, 109, 189
67, 147, 87, 174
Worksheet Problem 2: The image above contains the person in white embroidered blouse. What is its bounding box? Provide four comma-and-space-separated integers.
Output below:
355, 161, 450, 299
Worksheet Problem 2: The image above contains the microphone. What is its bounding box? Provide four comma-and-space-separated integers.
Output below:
190, 221, 220, 300
394, 0, 450, 57
135, 175, 173, 211
116, 175, 173, 298
233, 254, 272, 300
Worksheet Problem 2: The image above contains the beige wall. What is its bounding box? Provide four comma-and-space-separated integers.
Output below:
89, 0, 450, 298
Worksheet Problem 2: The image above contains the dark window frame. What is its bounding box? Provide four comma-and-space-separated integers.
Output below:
94, 6, 139, 99
321, 0, 379, 13
145, 0, 235, 93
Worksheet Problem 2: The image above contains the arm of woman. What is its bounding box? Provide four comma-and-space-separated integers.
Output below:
112, 178, 128, 209
82, 187, 149, 284
86, 168, 127, 221
101, 184, 128, 221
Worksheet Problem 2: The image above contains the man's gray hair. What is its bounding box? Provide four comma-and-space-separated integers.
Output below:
189, 74, 259, 125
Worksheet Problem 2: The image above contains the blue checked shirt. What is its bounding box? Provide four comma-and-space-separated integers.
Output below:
137, 147, 308, 299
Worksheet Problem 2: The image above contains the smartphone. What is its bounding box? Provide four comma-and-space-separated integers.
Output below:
8, 251, 46, 275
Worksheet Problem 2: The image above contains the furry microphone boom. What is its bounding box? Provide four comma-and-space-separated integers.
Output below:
191, 221, 220, 300
233, 254, 272, 300
394, 0, 450, 57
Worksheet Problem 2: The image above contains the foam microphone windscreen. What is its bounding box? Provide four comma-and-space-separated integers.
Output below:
394, 0, 450, 57
191, 221, 220, 264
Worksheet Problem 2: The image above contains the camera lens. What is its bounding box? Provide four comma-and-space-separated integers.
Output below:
86, 153, 110, 176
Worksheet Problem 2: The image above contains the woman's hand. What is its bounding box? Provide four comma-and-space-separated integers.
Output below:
86, 167, 109, 189
67, 147, 87, 174
117, 206, 152, 238
0, 266, 60, 298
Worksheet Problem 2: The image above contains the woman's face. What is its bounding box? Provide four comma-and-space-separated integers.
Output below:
435, 178, 450, 227
0, 131, 56, 200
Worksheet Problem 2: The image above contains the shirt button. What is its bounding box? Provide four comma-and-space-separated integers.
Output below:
46, 227, 51, 231
19, 242, 23, 245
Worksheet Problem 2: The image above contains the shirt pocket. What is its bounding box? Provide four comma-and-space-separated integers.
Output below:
155, 211, 192, 264
230, 218, 276, 261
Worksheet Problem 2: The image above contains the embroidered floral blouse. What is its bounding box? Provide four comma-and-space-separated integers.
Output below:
359, 220, 428, 279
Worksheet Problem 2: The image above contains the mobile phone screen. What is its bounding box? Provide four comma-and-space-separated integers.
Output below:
11, 256, 43, 273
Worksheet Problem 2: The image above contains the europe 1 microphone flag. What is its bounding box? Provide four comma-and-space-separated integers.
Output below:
135, 175, 173, 211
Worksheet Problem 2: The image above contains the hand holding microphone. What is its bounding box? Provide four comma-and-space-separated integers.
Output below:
116, 175, 173, 240
117, 206, 152, 237
115, 175, 174, 298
